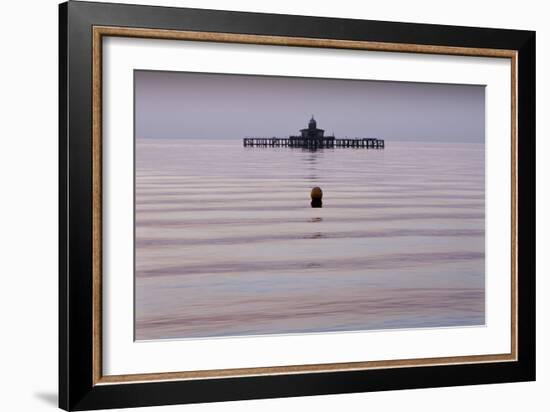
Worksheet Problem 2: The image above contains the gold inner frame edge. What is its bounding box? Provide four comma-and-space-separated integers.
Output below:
91, 25, 518, 385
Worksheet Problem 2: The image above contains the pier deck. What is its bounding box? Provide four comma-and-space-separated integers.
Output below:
243, 137, 384, 149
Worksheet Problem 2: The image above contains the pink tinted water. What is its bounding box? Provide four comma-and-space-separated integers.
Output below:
135, 139, 484, 340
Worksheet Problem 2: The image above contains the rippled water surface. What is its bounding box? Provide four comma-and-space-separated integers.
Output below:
135, 139, 485, 340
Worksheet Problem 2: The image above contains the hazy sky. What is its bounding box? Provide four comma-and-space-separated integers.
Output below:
135, 70, 485, 143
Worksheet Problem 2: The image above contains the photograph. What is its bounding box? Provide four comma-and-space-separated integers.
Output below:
134, 70, 486, 340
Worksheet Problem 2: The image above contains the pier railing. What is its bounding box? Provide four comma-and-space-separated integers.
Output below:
243, 137, 384, 149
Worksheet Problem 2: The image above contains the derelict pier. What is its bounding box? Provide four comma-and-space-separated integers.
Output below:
243, 116, 385, 149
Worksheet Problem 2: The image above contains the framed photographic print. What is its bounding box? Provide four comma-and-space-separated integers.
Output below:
59, 1, 536, 410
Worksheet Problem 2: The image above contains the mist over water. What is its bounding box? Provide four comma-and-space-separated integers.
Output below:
135, 139, 485, 340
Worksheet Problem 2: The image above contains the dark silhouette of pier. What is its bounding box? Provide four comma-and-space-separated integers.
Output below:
243, 116, 384, 149
243, 137, 384, 149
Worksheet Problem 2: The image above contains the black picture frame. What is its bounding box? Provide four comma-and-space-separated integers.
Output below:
59, 1, 536, 410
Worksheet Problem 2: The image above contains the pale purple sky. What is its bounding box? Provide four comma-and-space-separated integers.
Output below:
135, 70, 485, 143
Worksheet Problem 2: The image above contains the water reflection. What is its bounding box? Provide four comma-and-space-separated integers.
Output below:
303, 149, 324, 182
311, 198, 323, 208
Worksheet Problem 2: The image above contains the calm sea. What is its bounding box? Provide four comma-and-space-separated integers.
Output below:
135, 139, 485, 340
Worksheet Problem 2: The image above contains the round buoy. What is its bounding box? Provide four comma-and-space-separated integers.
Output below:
311, 187, 323, 200
310, 187, 323, 208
